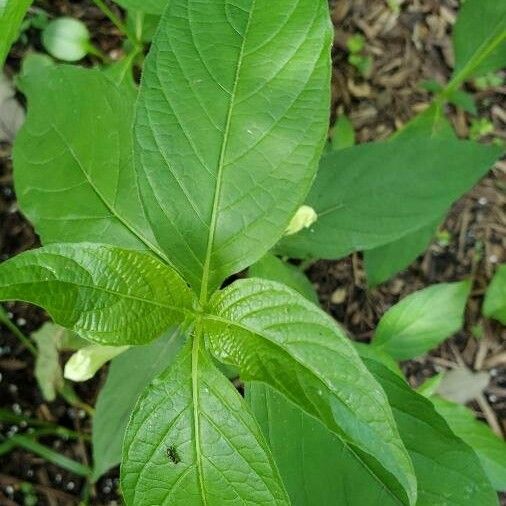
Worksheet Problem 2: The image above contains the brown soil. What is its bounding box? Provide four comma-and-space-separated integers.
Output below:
1, 0, 505, 504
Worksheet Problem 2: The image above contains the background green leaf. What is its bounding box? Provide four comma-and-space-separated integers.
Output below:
0, 243, 195, 345
249, 253, 318, 304
431, 396, 506, 492
13, 64, 169, 261
122, 338, 289, 505
205, 278, 417, 505
92, 329, 185, 481
135, 0, 332, 297
277, 138, 501, 260
371, 281, 471, 360
364, 219, 440, 286
247, 358, 497, 505
451, 0, 506, 84
483, 264, 506, 324
113, 0, 166, 15
362, 105, 454, 285
0, 0, 32, 67
331, 114, 355, 151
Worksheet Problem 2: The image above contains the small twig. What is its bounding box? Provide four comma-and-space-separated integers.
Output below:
0, 473, 78, 504
476, 393, 503, 437
92, 0, 139, 48
0, 491, 18, 506
37, 468, 58, 506
0, 305, 37, 356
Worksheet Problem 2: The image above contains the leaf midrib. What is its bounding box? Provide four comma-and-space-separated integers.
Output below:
191, 329, 208, 504
199, 0, 257, 304
0, 277, 193, 316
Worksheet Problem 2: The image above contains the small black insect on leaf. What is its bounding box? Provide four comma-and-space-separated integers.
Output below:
166, 445, 181, 464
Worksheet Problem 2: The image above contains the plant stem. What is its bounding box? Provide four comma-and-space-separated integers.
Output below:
92, 0, 139, 48
0, 305, 37, 356
10, 435, 92, 477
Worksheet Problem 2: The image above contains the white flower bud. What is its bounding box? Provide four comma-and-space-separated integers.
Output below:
284, 205, 318, 236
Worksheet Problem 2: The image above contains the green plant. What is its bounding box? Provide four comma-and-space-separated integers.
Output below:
346, 33, 373, 77
1, 0, 505, 504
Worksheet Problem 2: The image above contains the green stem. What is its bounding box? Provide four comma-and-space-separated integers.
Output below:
10, 435, 92, 477
85, 42, 109, 63
92, 0, 139, 48
443, 29, 506, 97
0, 305, 37, 356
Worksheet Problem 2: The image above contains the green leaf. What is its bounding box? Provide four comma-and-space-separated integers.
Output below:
394, 104, 455, 141
0, 0, 32, 67
113, 0, 166, 15
135, 0, 332, 297
247, 359, 498, 505
0, 243, 196, 345
121, 338, 289, 505
278, 137, 501, 259
354, 342, 403, 377
362, 107, 453, 286
483, 264, 506, 324
451, 0, 506, 84
204, 278, 417, 505
249, 253, 318, 304
364, 219, 439, 287
13, 64, 168, 261
248, 384, 401, 505
431, 396, 506, 492
32, 322, 65, 401
331, 114, 355, 151
93, 329, 185, 481
448, 89, 477, 115
365, 359, 497, 505
126, 9, 160, 42
371, 281, 471, 360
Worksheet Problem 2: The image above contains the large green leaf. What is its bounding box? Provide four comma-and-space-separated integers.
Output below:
247, 358, 498, 505
204, 278, 417, 505
121, 338, 289, 505
277, 138, 501, 259
451, 0, 506, 85
0, 0, 32, 67
371, 281, 471, 360
364, 219, 439, 287
362, 107, 453, 286
93, 329, 185, 481
367, 359, 497, 505
431, 396, 506, 492
483, 264, 506, 325
13, 65, 169, 261
0, 243, 195, 345
135, 0, 332, 297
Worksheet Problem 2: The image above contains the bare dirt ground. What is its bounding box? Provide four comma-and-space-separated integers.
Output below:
0, 0, 505, 504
